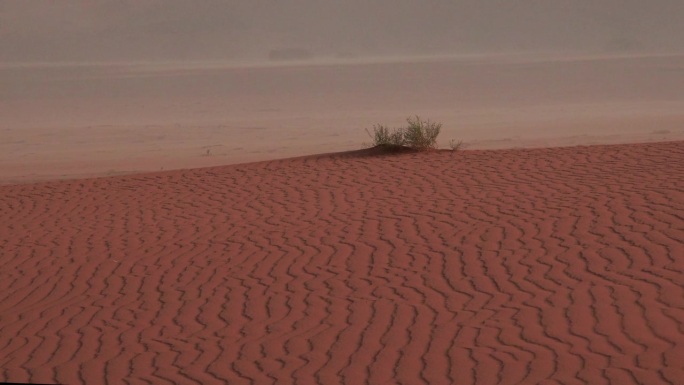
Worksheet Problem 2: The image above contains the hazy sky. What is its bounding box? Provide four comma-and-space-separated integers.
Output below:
2, 0, 684, 62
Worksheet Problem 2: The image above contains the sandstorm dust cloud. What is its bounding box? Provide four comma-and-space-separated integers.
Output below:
2, 0, 684, 63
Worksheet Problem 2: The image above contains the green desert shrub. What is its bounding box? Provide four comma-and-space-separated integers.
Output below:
403, 116, 441, 150
365, 124, 405, 147
366, 116, 442, 150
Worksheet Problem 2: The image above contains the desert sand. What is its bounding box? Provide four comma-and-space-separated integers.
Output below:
3, 3, 684, 383
2, 53, 684, 184
1, 141, 683, 384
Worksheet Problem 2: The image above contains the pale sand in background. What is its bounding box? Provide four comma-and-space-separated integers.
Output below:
2, 53, 684, 184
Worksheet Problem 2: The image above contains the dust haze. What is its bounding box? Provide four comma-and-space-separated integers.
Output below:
2, 0, 684, 63
2, 1, 684, 183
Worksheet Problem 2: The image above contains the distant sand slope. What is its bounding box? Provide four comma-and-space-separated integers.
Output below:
1, 141, 683, 384
3, 53, 684, 184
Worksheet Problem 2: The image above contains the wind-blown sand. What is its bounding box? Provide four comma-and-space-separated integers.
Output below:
2, 53, 684, 184
1, 141, 682, 384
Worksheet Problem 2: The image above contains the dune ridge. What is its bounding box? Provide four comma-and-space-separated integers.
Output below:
3, 53, 684, 185
1, 141, 683, 384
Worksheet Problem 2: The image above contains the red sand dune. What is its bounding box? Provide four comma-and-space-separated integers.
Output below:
1, 141, 683, 384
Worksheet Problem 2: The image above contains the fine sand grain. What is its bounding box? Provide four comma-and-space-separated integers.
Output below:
1, 141, 683, 384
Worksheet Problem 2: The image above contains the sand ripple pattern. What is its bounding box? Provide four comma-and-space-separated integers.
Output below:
1, 142, 683, 384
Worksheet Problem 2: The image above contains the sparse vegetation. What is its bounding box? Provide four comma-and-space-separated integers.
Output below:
449, 139, 463, 151
366, 116, 443, 151
365, 124, 406, 148
403, 116, 442, 150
